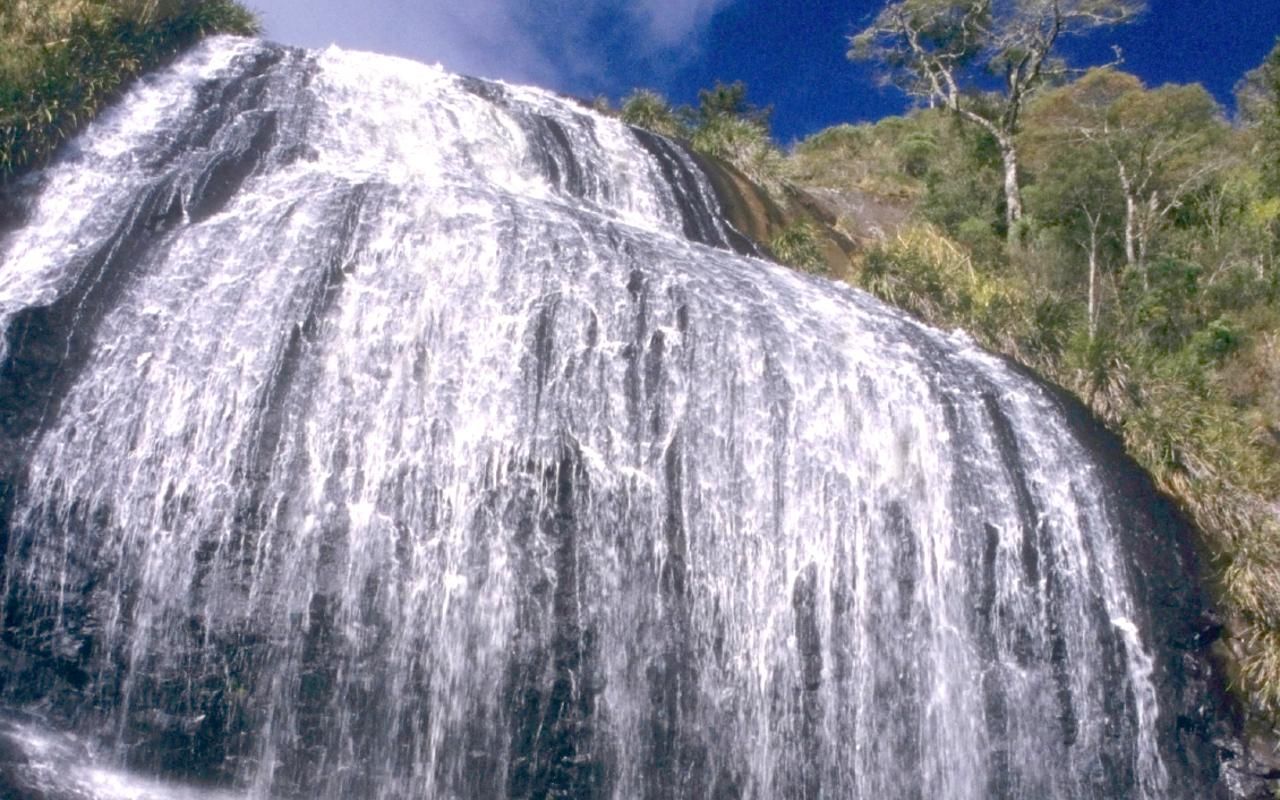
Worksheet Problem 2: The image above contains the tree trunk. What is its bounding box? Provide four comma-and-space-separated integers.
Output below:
1122, 190, 1137, 269
1086, 213, 1100, 341
1121, 189, 1151, 290
1116, 163, 1138, 267
1137, 193, 1158, 273
950, 110, 1024, 242
1001, 142, 1023, 235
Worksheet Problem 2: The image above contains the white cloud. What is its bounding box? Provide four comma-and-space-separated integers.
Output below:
249, 0, 739, 91
630, 0, 735, 46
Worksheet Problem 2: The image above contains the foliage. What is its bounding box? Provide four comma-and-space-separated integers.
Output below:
619, 89, 685, 139
1235, 37, 1280, 195
769, 221, 826, 273
914, 116, 1003, 236
789, 109, 1005, 230
788, 120, 923, 199
1237, 37, 1280, 125
696, 79, 771, 127
859, 223, 1040, 356
688, 81, 784, 189
0, 0, 259, 175
690, 113, 785, 189
1026, 70, 1230, 281
1059, 327, 1132, 423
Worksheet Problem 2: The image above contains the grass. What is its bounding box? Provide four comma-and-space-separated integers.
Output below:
0, 0, 259, 176
788, 122, 925, 200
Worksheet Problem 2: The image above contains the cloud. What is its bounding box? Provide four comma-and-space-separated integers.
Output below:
410, 0, 563, 85
630, 0, 734, 46
510, 0, 744, 94
250, 0, 740, 93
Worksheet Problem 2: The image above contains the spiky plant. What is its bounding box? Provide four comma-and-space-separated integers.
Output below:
619, 89, 685, 139
689, 114, 784, 191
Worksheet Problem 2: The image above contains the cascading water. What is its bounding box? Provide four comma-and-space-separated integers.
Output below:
0, 36, 1231, 799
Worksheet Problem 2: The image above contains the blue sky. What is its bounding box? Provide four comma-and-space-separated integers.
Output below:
245, 0, 1278, 143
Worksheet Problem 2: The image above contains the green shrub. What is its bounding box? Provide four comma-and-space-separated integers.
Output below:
894, 130, 937, 177
1124, 258, 1204, 352
788, 118, 924, 198
689, 114, 784, 190
769, 221, 826, 273
1191, 317, 1244, 363
619, 89, 685, 139
1060, 328, 1133, 424
858, 223, 1031, 353
619, 82, 786, 191
1018, 295, 1077, 369
793, 123, 868, 155
955, 215, 1005, 266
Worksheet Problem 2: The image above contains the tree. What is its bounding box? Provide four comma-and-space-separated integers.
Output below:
1108, 81, 1228, 278
1025, 69, 1228, 286
695, 80, 772, 127
849, 0, 1143, 237
1235, 37, 1280, 195
1023, 107, 1124, 338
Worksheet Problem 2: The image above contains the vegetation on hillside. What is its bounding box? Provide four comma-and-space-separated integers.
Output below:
0, 0, 259, 176
615, 82, 835, 270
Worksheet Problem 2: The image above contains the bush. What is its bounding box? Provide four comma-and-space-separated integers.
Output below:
619, 89, 685, 139
788, 117, 927, 199
619, 82, 786, 191
1124, 257, 1204, 352
894, 130, 937, 177
955, 215, 1005, 266
769, 221, 826, 273
689, 114, 784, 190
1190, 317, 1243, 363
1060, 328, 1133, 424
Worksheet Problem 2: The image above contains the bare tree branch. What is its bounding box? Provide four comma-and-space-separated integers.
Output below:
850, 0, 1144, 235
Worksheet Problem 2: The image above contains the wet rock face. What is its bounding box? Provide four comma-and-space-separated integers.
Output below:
687, 150, 862, 280
0, 36, 1241, 799
1217, 709, 1280, 798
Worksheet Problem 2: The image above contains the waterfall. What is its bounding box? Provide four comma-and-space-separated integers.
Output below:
0, 37, 1228, 799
